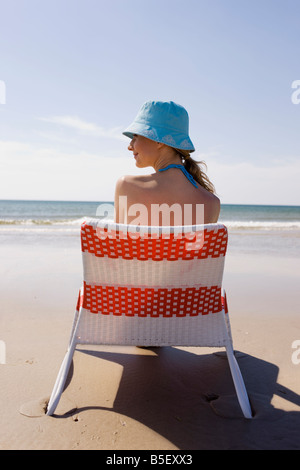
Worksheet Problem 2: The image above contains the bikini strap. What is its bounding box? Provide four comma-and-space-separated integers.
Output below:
158, 164, 198, 188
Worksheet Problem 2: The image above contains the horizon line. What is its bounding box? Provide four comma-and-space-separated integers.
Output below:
0, 199, 299, 208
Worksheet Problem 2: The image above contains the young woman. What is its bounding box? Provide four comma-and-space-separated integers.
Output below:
114, 101, 220, 226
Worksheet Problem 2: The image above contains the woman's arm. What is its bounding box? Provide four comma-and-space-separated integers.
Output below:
114, 177, 124, 223
114, 176, 131, 224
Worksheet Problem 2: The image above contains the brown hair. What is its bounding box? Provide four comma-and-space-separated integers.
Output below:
175, 149, 216, 194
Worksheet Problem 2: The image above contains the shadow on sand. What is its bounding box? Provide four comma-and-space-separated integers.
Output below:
53, 346, 300, 450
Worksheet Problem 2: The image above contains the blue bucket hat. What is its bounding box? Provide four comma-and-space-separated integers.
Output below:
123, 100, 195, 152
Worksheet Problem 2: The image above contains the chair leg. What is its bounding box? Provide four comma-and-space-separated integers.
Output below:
47, 298, 83, 416
46, 338, 77, 416
225, 342, 253, 419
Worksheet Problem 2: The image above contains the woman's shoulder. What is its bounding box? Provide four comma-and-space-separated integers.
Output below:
115, 173, 157, 191
116, 173, 156, 182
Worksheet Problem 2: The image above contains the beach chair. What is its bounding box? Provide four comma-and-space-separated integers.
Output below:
46, 218, 252, 419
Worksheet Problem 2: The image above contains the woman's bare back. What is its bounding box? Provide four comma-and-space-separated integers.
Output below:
115, 168, 220, 226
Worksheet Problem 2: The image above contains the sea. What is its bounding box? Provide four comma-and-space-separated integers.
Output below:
0, 199, 300, 257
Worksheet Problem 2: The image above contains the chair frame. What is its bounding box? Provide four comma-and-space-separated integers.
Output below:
46, 219, 252, 419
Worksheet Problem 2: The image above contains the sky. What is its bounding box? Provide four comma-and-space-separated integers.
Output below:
0, 0, 300, 205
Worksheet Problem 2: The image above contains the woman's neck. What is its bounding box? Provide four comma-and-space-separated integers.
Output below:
153, 151, 182, 172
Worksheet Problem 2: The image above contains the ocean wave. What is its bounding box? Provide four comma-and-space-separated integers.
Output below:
0, 217, 85, 226
223, 220, 300, 230
1, 217, 300, 231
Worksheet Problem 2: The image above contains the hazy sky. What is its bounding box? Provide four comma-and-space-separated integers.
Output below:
1, 0, 300, 205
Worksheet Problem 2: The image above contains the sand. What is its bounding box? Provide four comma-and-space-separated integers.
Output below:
0, 235, 299, 450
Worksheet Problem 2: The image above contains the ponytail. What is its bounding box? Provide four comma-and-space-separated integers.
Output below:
175, 149, 216, 194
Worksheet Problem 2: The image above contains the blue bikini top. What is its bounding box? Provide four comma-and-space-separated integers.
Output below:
158, 164, 198, 188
